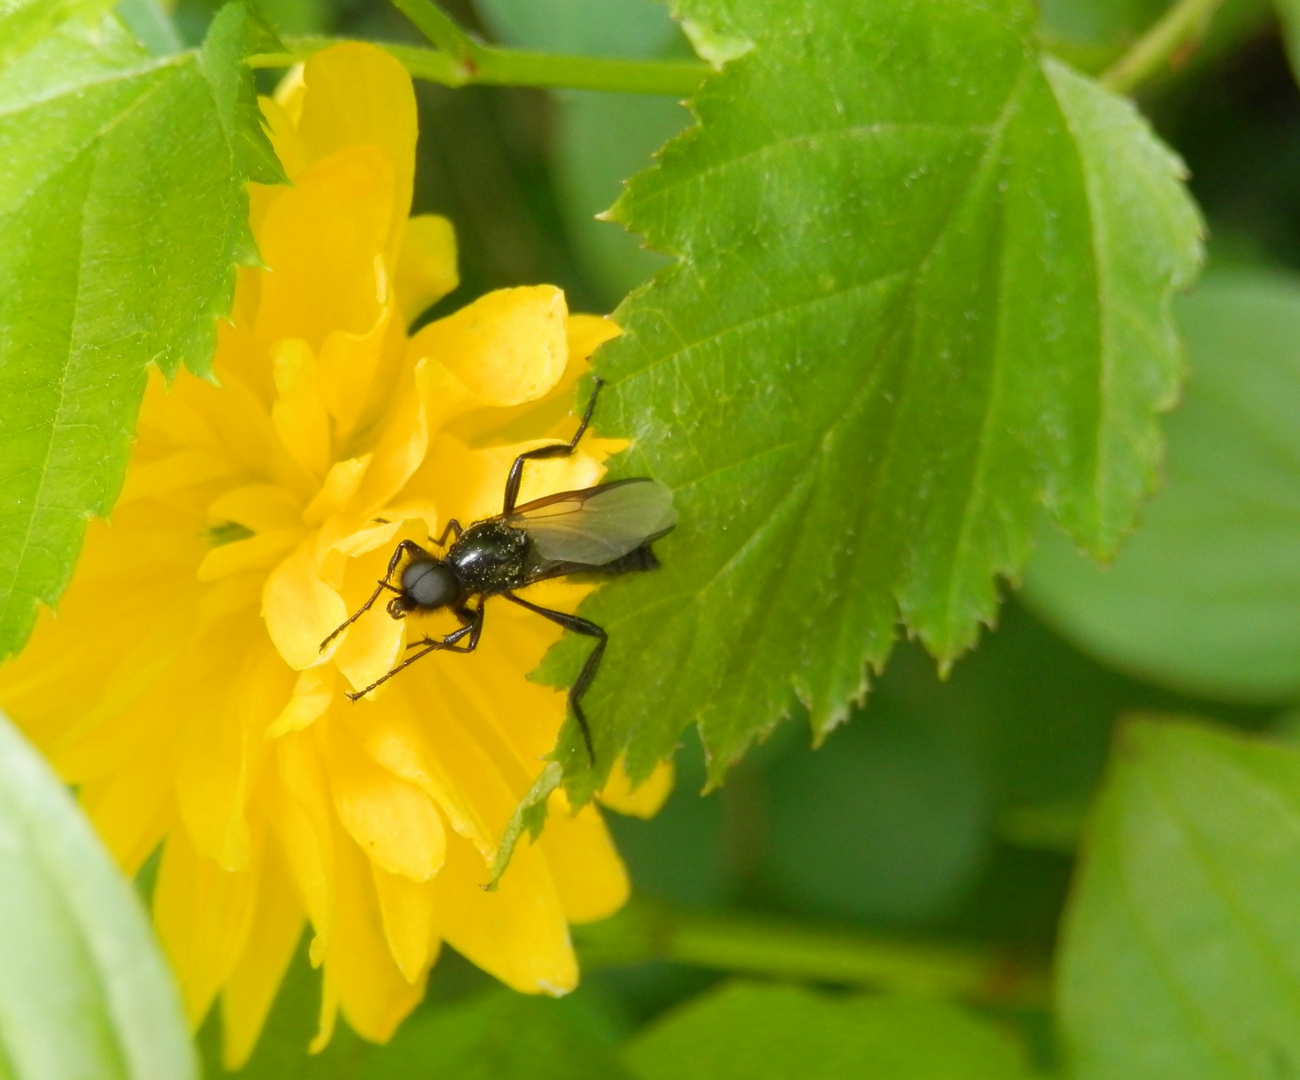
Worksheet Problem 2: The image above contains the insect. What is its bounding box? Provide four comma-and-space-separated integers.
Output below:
319, 378, 675, 762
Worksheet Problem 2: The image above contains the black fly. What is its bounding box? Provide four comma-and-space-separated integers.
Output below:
319, 379, 675, 762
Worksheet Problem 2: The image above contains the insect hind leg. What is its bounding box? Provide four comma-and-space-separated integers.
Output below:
501, 377, 604, 514
503, 591, 603, 764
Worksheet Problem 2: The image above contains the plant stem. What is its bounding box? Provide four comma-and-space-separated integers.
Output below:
250, 38, 708, 96
1100, 0, 1229, 94
387, 0, 484, 69
574, 902, 1051, 1010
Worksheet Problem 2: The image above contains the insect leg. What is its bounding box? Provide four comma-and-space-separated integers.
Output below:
320, 539, 430, 652
431, 518, 463, 548
503, 592, 603, 764
501, 377, 604, 514
404, 601, 480, 646
347, 601, 485, 701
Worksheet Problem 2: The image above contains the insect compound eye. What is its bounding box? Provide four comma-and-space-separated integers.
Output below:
400, 561, 458, 610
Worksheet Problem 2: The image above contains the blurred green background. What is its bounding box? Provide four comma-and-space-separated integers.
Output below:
145, 0, 1300, 1072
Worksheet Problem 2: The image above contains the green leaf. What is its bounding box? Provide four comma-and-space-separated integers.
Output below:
624, 982, 1033, 1080
0, 0, 115, 66
0, 3, 282, 662
0, 709, 196, 1079
357, 991, 634, 1080
763, 693, 992, 924
1059, 717, 1300, 1080
1025, 269, 1300, 702
115, 0, 185, 56
488, 760, 561, 887
546, 0, 1203, 790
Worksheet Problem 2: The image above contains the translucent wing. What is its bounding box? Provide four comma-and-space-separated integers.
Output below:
509, 478, 676, 566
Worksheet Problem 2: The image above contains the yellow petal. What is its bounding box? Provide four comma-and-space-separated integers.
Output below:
208, 483, 304, 533
312, 968, 339, 1055
436, 311, 617, 450
566, 312, 621, 361
267, 666, 336, 738
271, 339, 333, 477
183, 369, 307, 497
432, 833, 576, 996
395, 214, 458, 326
272, 733, 337, 954
263, 544, 348, 670
324, 719, 447, 881
371, 864, 440, 983
259, 93, 307, 179
197, 529, 300, 582
320, 518, 401, 562
332, 603, 404, 698
414, 431, 605, 536
340, 685, 496, 858
25, 592, 195, 774
409, 358, 488, 449
175, 641, 291, 870
118, 448, 237, 505
79, 752, 171, 875
598, 756, 675, 819
411, 285, 569, 408
322, 818, 427, 1042
221, 849, 304, 1070
295, 43, 417, 238
539, 794, 629, 924
153, 829, 259, 1026
304, 454, 372, 527
350, 361, 429, 517
254, 146, 398, 352
315, 319, 394, 438
132, 365, 217, 449
326, 536, 411, 693
431, 630, 565, 772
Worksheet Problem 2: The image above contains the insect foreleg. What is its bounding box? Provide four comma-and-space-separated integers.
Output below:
501, 377, 604, 514
503, 592, 603, 764
320, 538, 431, 651
348, 602, 485, 702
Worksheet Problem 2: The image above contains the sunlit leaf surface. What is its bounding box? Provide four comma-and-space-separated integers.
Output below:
545, 0, 1203, 791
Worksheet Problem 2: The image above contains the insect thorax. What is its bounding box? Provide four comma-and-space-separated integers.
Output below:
446, 520, 531, 593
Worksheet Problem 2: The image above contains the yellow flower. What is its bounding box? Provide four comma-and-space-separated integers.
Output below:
0, 43, 671, 1068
